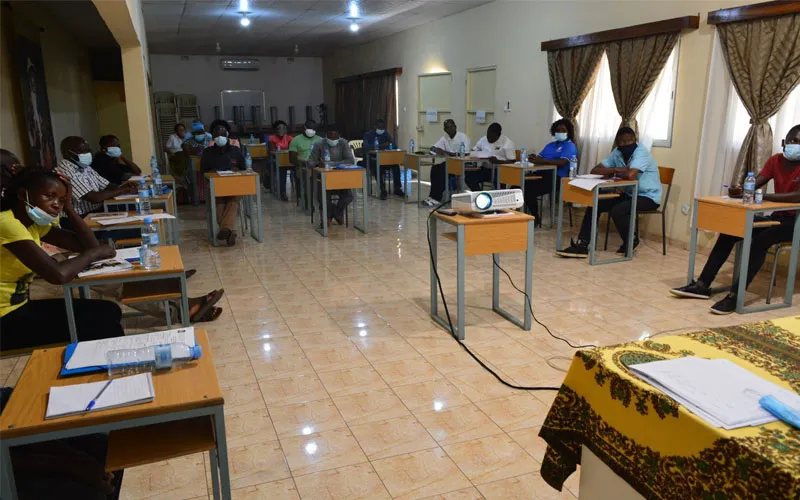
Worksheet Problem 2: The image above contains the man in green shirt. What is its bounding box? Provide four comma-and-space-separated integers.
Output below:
289, 120, 322, 204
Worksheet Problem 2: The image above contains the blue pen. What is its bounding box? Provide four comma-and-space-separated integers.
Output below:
759, 395, 800, 429
85, 379, 113, 412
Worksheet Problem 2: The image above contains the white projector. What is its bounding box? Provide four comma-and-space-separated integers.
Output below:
450, 189, 524, 213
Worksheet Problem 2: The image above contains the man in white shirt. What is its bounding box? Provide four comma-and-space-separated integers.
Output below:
423, 119, 471, 206
467, 122, 516, 191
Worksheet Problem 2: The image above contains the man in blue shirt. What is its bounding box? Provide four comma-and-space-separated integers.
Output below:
362, 118, 402, 200
557, 127, 662, 258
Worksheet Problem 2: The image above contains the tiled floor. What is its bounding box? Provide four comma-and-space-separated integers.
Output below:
5, 187, 800, 499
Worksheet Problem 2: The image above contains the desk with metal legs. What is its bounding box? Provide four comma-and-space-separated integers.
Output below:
444, 157, 482, 201
271, 150, 293, 200
404, 153, 447, 205
313, 167, 368, 237
429, 212, 535, 340
204, 172, 263, 246
366, 150, 407, 198
686, 196, 800, 314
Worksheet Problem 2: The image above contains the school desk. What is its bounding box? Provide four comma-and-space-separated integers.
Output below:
83, 210, 169, 246
495, 164, 558, 227
204, 172, 263, 246
0, 330, 232, 500
686, 196, 800, 314
444, 156, 484, 200
404, 153, 448, 205
270, 150, 293, 201
429, 211, 535, 340
313, 167, 368, 237
366, 149, 407, 198
556, 177, 639, 265
104, 190, 178, 244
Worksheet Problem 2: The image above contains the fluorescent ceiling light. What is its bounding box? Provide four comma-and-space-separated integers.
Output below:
349, 22, 359, 32
239, 0, 249, 12
240, 15, 250, 26
349, 1, 359, 18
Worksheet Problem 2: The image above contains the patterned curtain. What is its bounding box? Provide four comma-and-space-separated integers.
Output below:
334, 79, 362, 140
547, 45, 605, 142
334, 72, 398, 141
717, 13, 800, 184
606, 32, 679, 134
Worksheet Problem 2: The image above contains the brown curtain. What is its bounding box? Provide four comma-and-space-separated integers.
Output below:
547, 45, 604, 141
334, 79, 362, 140
717, 13, 800, 184
606, 32, 679, 133
334, 72, 397, 141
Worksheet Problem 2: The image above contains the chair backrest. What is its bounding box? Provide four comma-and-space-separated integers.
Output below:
658, 166, 675, 206
349, 139, 363, 149
153, 91, 175, 104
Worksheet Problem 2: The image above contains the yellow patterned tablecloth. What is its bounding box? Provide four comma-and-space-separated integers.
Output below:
539, 316, 800, 499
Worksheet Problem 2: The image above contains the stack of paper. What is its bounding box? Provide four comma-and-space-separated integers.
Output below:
77, 257, 134, 278
90, 212, 129, 219
216, 170, 237, 176
95, 213, 176, 226
46, 373, 155, 419
630, 357, 800, 429
568, 178, 607, 191
65, 327, 196, 371
112, 194, 139, 200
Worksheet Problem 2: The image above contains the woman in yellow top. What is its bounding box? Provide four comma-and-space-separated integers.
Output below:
0, 167, 124, 350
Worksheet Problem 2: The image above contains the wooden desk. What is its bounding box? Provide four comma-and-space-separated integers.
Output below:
271, 150, 293, 201
368, 150, 407, 198
445, 157, 483, 200
687, 196, 800, 314
63, 245, 189, 342
104, 191, 178, 244
187, 155, 202, 205
556, 177, 639, 265
204, 172, 263, 246
313, 167, 368, 237
0, 330, 231, 500
496, 164, 558, 227
404, 153, 447, 205
430, 211, 535, 340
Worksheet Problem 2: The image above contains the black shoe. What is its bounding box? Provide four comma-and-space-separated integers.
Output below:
670, 281, 711, 299
333, 214, 344, 226
281, 194, 289, 202
394, 189, 405, 197
556, 238, 588, 258
710, 293, 737, 315
380, 192, 388, 200
615, 240, 639, 256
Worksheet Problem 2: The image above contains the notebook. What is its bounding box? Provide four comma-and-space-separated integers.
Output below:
77, 257, 134, 278
45, 373, 155, 419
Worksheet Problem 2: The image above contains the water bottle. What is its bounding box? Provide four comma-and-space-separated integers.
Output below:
569, 155, 578, 179
743, 172, 756, 205
520, 148, 528, 167
409, 138, 415, 153
140, 216, 161, 270
107, 343, 203, 377
324, 148, 332, 170
151, 157, 163, 196
389, 143, 395, 150
459, 142, 465, 159
137, 179, 151, 214
755, 188, 764, 204
722, 184, 730, 196
374, 137, 379, 150
249, 133, 255, 145
245, 151, 253, 173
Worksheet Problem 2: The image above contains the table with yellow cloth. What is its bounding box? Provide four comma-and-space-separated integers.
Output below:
539, 316, 800, 499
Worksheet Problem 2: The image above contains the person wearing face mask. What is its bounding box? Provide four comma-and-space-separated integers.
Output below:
289, 120, 322, 205
468, 123, 516, 191
201, 120, 246, 246
524, 119, 578, 224
361, 118, 402, 200
557, 127, 661, 259
423, 119, 471, 207
671, 124, 800, 314
182, 121, 212, 156
92, 135, 141, 185
308, 125, 355, 227
268, 120, 295, 201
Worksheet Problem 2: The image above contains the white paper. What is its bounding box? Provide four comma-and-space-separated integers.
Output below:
217, 170, 237, 176
476, 110, 486, 124
426, 110, 438, 122
577, 174, 604, 180
112, 194, 139, 200
470, 151, 493, 159
46, 373, 154, 419
128, 176, 145, 182
77, 257, 134, 278
91, 212, 129, 219
568, 178, 608, 191
66, 327, 196, 370
630, 357, 800, 429
114, 247, 142, 261
96, 213, 176, 226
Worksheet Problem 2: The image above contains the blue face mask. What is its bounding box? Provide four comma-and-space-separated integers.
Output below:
194, 134, 206, 141
25, 191, 58, 226
105, 146, 122, 158
554, 133, 568, 142
784, 144, 800, 162
327, 138, 339, 147
214, 136, 228, 147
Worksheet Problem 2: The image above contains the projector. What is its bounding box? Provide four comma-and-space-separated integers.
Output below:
450, 189, 524, 213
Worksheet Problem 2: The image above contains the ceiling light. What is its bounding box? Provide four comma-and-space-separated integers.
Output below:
349, 22, 359, 32
349, 1, 359, 18
240, 15, 250, 27
239, 0, 249, 12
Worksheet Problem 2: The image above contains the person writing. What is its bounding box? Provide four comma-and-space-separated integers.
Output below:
468, 123, 516, 192
92, 135, 141, 185
556, 127, 661, 258
201, 120, 245, 246
423, 119, 471, 207
671, 124, 800, 314
289, 120, 322, 205
269, 120, 294, 200
361, 118, 402, 200
308, 125, 355, 228
525, 119, 578, 224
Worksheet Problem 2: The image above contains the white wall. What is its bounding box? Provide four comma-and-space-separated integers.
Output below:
150, 54, 324, 125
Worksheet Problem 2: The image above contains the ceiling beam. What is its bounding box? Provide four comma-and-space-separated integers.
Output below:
540, 15, 699, 52
334, 67, 403, 84
707, 1, 800, 24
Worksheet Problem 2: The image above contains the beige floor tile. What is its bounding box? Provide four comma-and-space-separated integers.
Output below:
225, 409, 278, 447
215, 361, 258, 388
231, 478, 300, 500
414, 404, 503, 445
443, 435, 538, 485
259, 374, 329, 407
350, 415, 438, 460
477, 472, 575, 499
293, 463, 391, 500
371, 448, 472, 500
317, 365, 389, 397
222, 383, 267, 415
210, 341, 250, 364
446, 368, 521, 403
303, 344, 370, 372
423, 351, 482, 375
372, 357, 443, 386
421, 487, 485, 499
279, 428, 368, 476
475, 393, 550, 432
120, 454, 208, 500
250, 352, 315, 381
269, 398, 347, 438
507, 426, 548, 463
392, 379, 472, 413
228, 440, 291, 490
332, 388, 410, 425
293, 331, 353, 350
353, 337, 418, 363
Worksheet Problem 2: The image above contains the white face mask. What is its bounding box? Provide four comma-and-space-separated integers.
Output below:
77, 152, 93, 166
304, 129, 316, 138
326, 138, 339, 147
554, 133, 568, 142
214, 136, 228, 147
375, 129, 385, 135
105, 146, 122, 158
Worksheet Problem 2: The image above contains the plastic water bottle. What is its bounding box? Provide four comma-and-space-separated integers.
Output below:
755, 188, 764, 204
324, 148, 332, 170
520, 148, 528, 167
249, 133, 255, 145
151, 157, 163, 196
409, 138, 415, 153
245, 151, 253, 172
137, 179, 151, 214
459, 142, 465, 159
107, 343, 203, 377
374, 137, 379, 150
140, 216, 161, 270
389, 143, 395, 150
569, 155, 578, 179
743, 172, 756, 205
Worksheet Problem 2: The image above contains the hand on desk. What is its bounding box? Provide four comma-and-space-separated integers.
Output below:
728, 185, 743, 199
90, 245, 117, 262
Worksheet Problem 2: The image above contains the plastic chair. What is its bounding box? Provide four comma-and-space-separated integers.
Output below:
349, 140, 364, 163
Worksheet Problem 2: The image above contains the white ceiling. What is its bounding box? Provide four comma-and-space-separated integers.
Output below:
142, 0, 493, 57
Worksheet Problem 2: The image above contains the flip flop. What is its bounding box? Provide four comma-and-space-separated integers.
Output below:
190, 289, 225, 323
195, 306, 222, 323
185, 269, 196, 280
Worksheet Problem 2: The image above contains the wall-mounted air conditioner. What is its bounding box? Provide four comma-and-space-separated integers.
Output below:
219, 58, 260, 71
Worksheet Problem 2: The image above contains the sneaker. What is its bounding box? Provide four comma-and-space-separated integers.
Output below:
669, 281, 711, 299
710, 293, 737, 315
422, 197, 438, 207
615, 240, 639, 256
380, 192, 388, 200
556, 238, 588, 258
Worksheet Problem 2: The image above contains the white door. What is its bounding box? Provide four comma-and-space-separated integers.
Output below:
417, 73, 452, 148
466, 68, 496, 145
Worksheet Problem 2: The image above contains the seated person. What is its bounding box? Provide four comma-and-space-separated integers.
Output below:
289, 120, 323, 202
309, 125, 355, 227
671, 124, 800, 315
525, 118, 578, 224
468, 122, 516, 191
1, 149, 22, 202
201, 119, 245, 246
182, 120, 212, 156
424, 119, 471, 207
165, 123, 188, 183
557, 127, 661, 258
361, 118, 402, 200
92, 135, 141, 185
269, 120, 294, 201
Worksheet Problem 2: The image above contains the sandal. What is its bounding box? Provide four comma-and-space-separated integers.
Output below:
195, 306, 222, 323
217, 228, 231, 241
189, 289, 225, 323
185, 269, 196, 280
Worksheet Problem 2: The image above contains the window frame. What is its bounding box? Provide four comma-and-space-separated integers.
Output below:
651, 41, 680, 148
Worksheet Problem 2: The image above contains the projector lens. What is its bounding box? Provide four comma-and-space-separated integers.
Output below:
475, 192, 492, 211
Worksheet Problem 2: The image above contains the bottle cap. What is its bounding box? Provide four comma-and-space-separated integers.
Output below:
143, 216, 153, 223
140, 178, 146, 184
747, 172, 754, 176
190, 345, 203, 359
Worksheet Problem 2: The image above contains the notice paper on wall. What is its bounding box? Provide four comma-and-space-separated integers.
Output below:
476, 110, 486, 124
426, 110, 438, 122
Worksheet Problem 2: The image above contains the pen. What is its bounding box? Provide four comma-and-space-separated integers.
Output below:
85, 379, 113, 412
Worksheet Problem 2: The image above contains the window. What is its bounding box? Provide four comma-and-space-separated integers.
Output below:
640, 43, 680, 148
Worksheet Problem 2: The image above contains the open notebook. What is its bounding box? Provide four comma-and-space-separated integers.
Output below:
46, 373, 154, 419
